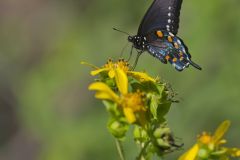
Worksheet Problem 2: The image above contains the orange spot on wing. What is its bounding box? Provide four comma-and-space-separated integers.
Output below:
156, 31, 163, 38
173, 58, 177, 62
165, 55, 170, 60
174, 42, 179, 49
168, 36, 173, 42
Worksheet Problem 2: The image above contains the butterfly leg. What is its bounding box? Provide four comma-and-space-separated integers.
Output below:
131, 51, 142, 70
119, 41, 129, 58
127, 45, 134, 61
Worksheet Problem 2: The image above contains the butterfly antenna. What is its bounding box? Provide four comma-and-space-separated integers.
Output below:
113, 28, 130, 36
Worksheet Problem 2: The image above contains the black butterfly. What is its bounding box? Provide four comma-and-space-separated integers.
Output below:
127, 0, 202, 71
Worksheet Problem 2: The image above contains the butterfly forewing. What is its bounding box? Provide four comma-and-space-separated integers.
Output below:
138, 0, 183, 35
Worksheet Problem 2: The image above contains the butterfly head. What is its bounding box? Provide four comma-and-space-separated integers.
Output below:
128, 35, 147, 50
128, 36, 133, 42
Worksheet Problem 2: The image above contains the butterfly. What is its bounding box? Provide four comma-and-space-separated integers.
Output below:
127, 0, 202, 71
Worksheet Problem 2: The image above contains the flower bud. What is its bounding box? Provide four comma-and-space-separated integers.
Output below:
156, 138, 171, 148
153, 127, 171, 138
108, 120, 128, 139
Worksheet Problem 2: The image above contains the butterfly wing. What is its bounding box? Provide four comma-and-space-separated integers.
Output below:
145, 30, 201, 71
138, 0, 183, 35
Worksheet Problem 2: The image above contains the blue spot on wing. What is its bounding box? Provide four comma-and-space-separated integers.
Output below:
147, 45, 167, 64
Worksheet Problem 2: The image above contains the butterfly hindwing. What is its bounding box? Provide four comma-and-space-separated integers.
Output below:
146, 30, 193, 71
138, 0, 183, 35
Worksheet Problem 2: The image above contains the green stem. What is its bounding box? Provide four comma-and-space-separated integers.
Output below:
136, 140, 151, 160
115, 139, 125, 160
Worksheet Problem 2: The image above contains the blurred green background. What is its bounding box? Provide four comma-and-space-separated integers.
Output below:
0, 0, 240, 159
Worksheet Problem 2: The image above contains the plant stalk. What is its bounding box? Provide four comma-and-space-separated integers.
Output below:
115, 139, 126, 160
136, 140, 151, 160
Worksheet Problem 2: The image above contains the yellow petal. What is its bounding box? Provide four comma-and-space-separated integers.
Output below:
89, 82, 119, 102
90, 68, 109, 76
128, 71, 156, 82
108, 69, 115, 78
123, 107, 136, 123
178, 144, 199, 160
212, 120, 231, 144
94, 92, 115, 100
115, 68, 128, 95
80, 61, 99, 69
227, 148, 240, 157
235, 150, 240, 157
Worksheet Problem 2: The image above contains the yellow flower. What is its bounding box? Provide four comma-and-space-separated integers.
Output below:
89, 67, 146, 124
90, 59, 129, 78
179, 120, 240, 160
226, 147, 240, 157
121, 91, 146, 124
128, 71, 156, 83
89, 82, 119, 102
178, 144, 199, 160
81, 59, 156, 82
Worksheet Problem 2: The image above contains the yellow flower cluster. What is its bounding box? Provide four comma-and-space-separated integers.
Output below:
82, 59, 240, 160
179, 120, 240, 160
83, 59, 155, 124
83, 58, 181, 160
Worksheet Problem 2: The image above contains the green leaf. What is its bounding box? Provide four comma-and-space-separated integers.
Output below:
148, 91, 171, 121
211, 149, 227, 156
157, 102, 171, 120
156, 84, 172, 120
104, 78, 116, 88
149, 94, 160, 119
131, 81, 159, 93
133, 126, 148, 143
141, 81, 160, 93
156, 83, 165, 95
103, 100, 120, 117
